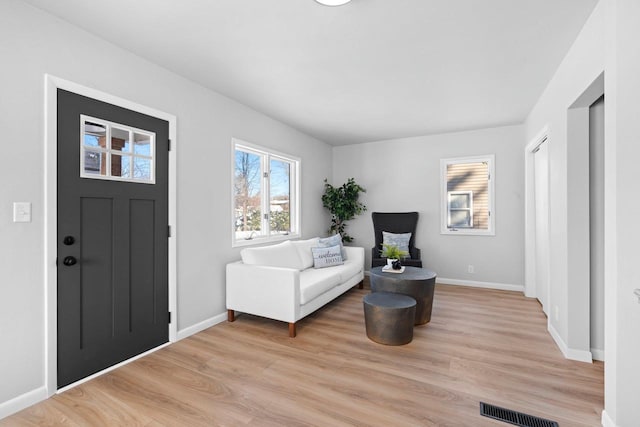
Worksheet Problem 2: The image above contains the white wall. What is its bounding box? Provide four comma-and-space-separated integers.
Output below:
603, 1, 640, 425
523, 0, 640, 423
0, 0, 332, 415
523, 1, 604, 360
332, 125, 524, 289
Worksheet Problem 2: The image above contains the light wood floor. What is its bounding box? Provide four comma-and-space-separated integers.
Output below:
3, 281, 603, 426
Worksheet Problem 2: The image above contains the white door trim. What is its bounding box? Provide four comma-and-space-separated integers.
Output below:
532, 138, 551, 315
524, 125, 549, 299
44, 74, 178, 397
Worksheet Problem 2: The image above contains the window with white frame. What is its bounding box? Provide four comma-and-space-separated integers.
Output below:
232, 139, 300, 246
441, 155, 494, 235
81, 115, 155, 184
448, 191, 473, 228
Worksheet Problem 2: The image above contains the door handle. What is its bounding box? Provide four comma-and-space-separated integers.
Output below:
63, 256, 77, 266
63, 236, 75, 246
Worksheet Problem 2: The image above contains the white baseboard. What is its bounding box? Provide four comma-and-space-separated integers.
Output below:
176, 312, 227, 341
591, 348, 605, 362
601, 409, 617, 427
547, 322, 593, 363
0, 314, 227, 421
364, 271, 523, 293
0, 386, 47, 420
436, 277, 524, 293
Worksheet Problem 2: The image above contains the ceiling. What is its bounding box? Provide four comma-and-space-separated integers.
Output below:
23, 0, 598, 145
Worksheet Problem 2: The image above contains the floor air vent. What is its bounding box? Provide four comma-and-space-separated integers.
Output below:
480, 402, 559, 427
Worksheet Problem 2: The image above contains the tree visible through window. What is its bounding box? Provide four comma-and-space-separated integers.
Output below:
441, 155, 494, 235
234, 150, 262, 236
233, 140, 299, 246
269, 158, 291, 233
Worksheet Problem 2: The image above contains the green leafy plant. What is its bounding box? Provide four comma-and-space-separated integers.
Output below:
321, 178, 366, 243
380, 243, 409, 260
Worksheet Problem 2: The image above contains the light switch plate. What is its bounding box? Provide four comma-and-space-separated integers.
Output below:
13, 202, 32, 223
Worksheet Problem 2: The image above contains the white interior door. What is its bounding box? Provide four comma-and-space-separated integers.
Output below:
534, 140, 550, 315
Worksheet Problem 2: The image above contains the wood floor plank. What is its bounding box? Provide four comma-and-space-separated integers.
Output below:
1, 282, 603, 426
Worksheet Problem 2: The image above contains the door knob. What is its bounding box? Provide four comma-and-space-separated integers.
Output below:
63, 236, 75, 245
63, 256, 77, 266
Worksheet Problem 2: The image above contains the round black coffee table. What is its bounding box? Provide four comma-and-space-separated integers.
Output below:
369, 266, 437, 325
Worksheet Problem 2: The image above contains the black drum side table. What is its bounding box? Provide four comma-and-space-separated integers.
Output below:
369, 266, 436, 325
363, 292, 416, 345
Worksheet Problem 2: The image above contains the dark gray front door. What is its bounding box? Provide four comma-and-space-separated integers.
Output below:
57, 89, 169, 388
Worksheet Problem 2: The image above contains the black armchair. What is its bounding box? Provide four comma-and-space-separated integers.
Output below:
371, 212, 422, 268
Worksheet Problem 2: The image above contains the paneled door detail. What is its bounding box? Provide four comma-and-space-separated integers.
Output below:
57, 89, 169, 388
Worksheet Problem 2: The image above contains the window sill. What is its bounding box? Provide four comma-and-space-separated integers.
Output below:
232, 233, 300, 248
441, 229, 495, 236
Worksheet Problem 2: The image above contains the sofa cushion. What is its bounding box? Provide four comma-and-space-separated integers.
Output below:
336, 258, 363, 283
240, 240, 304, 270
318, 234, 347, 260
311, 245, 344, 269
299, 268, 342, 304
291, 237, 320, 270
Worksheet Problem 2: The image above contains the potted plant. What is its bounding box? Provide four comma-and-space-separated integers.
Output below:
321, 178, 366, 243
381, 243, 408, 269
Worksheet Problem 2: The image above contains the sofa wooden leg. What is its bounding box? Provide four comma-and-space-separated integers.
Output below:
227, 310, 235, 322
358, 280, 364, 289
289, 322, 296, 338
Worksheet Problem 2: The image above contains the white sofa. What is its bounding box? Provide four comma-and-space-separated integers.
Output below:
226, 238, 365, 337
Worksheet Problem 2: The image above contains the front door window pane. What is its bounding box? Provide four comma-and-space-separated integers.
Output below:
133, 157, 151, 180
111, 154, 131, 178
80, 115, 155, 184
111, 127, 131, 152
84, 151, 104, 176
83, 122, 105, 148
134, 133, 152, 156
